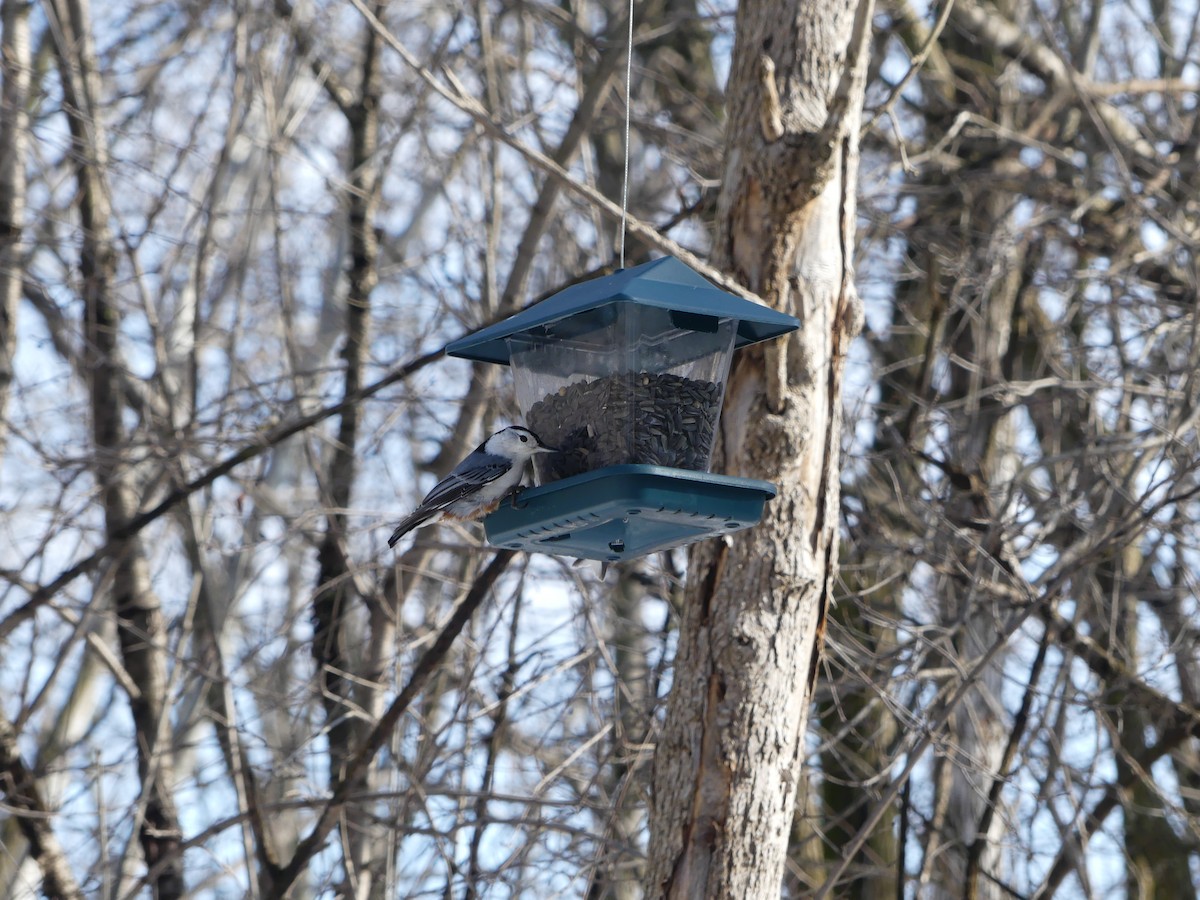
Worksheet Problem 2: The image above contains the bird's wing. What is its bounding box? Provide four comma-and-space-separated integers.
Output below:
388, 508, 438, 547
388, 452, 512, 548
418, 452, 511, 511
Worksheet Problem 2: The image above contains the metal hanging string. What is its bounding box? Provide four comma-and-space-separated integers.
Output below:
619, 0, 634, 269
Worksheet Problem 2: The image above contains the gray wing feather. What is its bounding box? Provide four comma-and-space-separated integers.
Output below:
421, 452, 511, 508
388, 508, 437, 547
388, 452, 511, 548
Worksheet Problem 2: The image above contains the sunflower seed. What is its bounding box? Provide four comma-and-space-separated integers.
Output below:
527, 371, 722, 482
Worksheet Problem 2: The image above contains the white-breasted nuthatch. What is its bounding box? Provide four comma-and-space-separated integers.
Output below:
388, 425, 555, 548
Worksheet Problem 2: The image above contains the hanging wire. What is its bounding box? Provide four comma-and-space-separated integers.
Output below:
619, 0, 634, 269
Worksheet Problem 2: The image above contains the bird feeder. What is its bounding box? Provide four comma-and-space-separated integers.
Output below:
445, 256, 800, 562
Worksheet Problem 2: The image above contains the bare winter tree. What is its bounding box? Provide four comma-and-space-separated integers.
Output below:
3, 0, 1200, 897
643, 0, 872, 894
800, 0, 1200, 897
0, 0, 30, 459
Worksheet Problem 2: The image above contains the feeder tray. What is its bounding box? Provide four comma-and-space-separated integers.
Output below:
486, 465, 777, 562
445, 256, 800, 561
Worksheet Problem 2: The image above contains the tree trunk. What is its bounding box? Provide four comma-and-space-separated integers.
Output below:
643, 0, 871, 894
48, 0, 185, 895
305, 7, 384, 894
0, 0, 31, 458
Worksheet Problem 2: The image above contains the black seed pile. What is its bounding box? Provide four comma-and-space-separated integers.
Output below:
527, 372, 722, 481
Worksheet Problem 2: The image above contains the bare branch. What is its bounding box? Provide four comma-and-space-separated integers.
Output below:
345, 0, 766, 305
265, 549, 517, 896
0, 713, 85, 900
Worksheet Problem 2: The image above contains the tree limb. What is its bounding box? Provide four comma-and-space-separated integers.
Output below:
0, 712, 86, 900
344, 0, 766, 305
950, 0, 1159, 161
0, 345, 442, 640
263, 549, 518, 896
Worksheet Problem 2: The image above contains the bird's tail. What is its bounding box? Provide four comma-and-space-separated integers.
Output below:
387, 510, 435, 548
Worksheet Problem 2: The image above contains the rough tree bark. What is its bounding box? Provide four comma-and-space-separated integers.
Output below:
47, 0, 185, 895
0, 714, 85, 900
0, 0, 31, 458
643, 0, 872, 895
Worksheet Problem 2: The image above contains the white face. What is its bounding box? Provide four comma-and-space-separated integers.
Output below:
488, 426, 551, 458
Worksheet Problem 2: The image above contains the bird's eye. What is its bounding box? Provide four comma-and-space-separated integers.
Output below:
519, 434, 528, 442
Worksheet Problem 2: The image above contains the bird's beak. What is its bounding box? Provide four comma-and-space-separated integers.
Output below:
536, 442, 558, 453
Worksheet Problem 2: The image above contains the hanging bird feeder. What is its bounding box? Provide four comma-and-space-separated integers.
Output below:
445, 256, 800, 562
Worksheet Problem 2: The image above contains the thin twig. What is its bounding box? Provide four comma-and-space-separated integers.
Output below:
264, 549, 518, 896
344, 0, 766, 305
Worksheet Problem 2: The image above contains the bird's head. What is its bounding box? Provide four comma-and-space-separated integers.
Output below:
485, 425, 557, 459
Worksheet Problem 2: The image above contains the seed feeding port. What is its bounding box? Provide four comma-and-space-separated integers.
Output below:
445, 256, 800, 562
528, 371, 722, 479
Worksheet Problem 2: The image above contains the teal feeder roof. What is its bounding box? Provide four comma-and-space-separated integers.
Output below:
485, 466, 777, 561
445, 256, 799, 364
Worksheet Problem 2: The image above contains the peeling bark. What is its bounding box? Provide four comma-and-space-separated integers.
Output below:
644, 0, 872, 895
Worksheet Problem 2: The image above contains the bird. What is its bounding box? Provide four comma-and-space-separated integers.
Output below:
388, 425, 556, 548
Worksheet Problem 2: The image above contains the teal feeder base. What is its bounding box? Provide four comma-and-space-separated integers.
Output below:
484, 465, 777, 562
